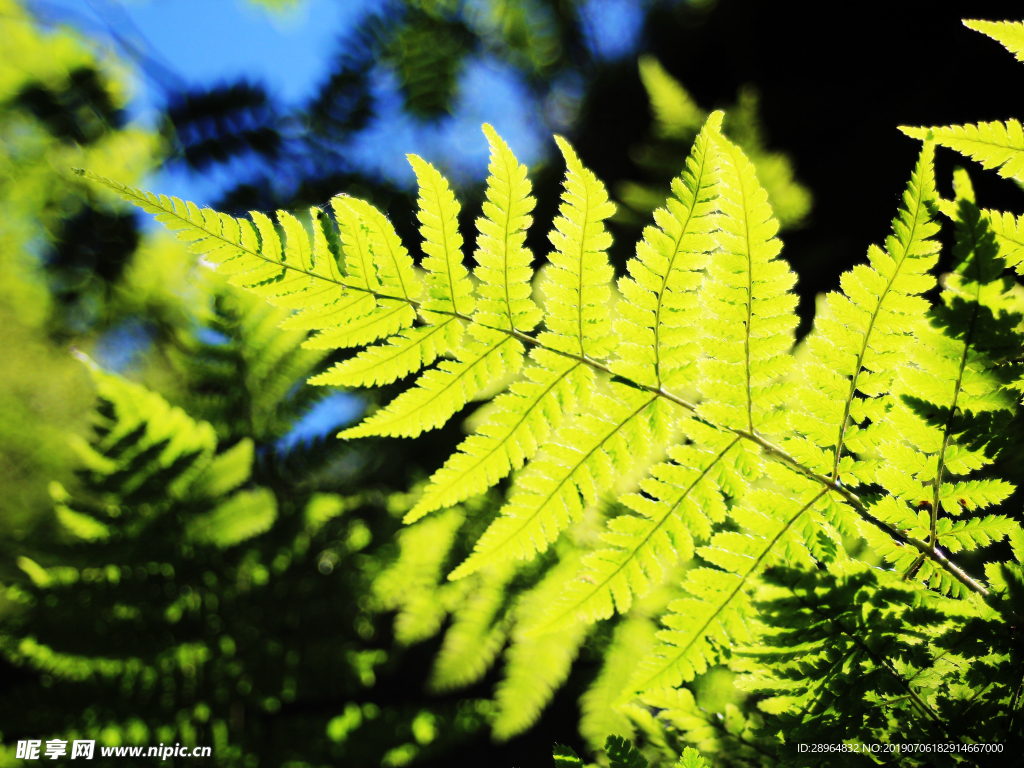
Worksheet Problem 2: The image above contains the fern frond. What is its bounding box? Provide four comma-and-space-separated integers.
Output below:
336, 196, 422, 301
300, 197, 417, 349
606, 735, 648, 768
410, 137, 616, 519
638, 55, 706, 139
964, 19, 1024, 62
410, 351, 592, 519
474, 124, 542, 333
448, 387, 672, 579
868, 169, 1021, 589
309, 319, 463, 388
491, 557, 589, 740
537, 424, 750, 632
428, 561, 516, 692
372, 508, 464, 645
339, 328, 523, 441
698, 127, 798, 434
71, 364, 217, 499
541, 135, 617, 357
981, 207, 1024, 273
900, 121, 1024, 185
937, 515, 1020, 553
611, 112, 722, 391
306, 185, 465, 386
786, 143, 940, 485
76, 170, 425, 362
738, 567, 961, 751
408, 154, 475, 316
627, 467, 832, 697
185, 488, 277, 548
639, 687, 770, 765
579, 615, 656, 752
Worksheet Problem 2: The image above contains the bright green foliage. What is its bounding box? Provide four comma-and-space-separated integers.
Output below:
449, 386, 668, 578
77, 18, 1024, 763
70, 365, 217, 499
428, 561, 515, 692
611, 113, 720, 391
553, 743, 584, 765
901, 120, 1024, 185
863, 169, 1022, 593
491, 556, 589, 740
474, 123, 543, 334
784, 144, 941, 491
983, 206, 1024, 273
536, 424, 743, 632
541, 135, 616, 358
553, 737, 709, 768
696, 129, 797, 435
636, 687, 768, 765
373, 508, 466, 644
677, 747, 709, 768
407, 132, 617, 521
965, 18, 1024, 61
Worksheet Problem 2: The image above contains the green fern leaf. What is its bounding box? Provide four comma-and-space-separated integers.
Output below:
698, 126, 798, 434
193, 438, 255, 498
676, 747, 709, 768
786, 143, 940, 485
75, 171, 422, 358
579, 615, 656, 752
980, 207, 1024, 273
408, 153, 476, 316
638, 55, 706, 139
639, 687, 765, 763
868, 169, 1020, 589
336, 195, 422, 301
373, 509, 464, 645
552, 744, 584, 766
536, 424, 750, 632
900, 121, 1024, 185
301, 197, 416, 349
429, 562, 515, 692
409, 351, 592, 519
340, 327, 523, 441
491, 557, 589, 740
611, 112, 722, 391
309, 320, 463, 388
541, 135, 617, 357
964, 19, 1024, 62
409, 137, 614, 518
70, 363, 218, 498
411, 137, 616, 519
627, 465, 833, 697
448, 387, 672, 578
474, 124, 542, 333
936, 515, 1020, 553
186, 488, 277, 548
308, 174, 471, 387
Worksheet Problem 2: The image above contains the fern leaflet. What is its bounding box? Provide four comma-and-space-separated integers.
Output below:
409, 135, 613, 519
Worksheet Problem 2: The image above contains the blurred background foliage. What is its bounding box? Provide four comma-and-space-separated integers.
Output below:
1, 0, 1023, 765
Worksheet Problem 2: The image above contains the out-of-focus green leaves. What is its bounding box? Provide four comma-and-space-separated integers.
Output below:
0, 0, 198, 537
618, 56, 811, 232
186, 488, 278, 548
